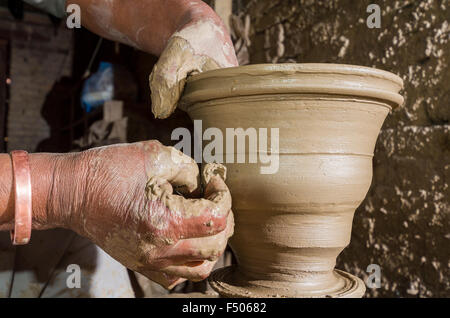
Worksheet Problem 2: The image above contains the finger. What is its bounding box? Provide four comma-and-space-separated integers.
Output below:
145, 174, 232, 240
138, 212, 233, 271
164, 146, 200, 195
139, 269, 186, 290
140, 140, 200, 193
202, 162, 227, 186
162, 212, 234, 264
161, 259, 217, 282
149, 36, 219, 119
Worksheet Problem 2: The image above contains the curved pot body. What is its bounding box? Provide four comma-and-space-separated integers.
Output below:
181, 64, 403, 297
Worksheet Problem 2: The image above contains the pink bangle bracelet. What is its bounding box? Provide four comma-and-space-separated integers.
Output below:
10, 150, 32, 245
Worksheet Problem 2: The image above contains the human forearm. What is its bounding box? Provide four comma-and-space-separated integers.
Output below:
67, 0, 222, 56
0, 153, 77, 231
67, 0, 237, 119
0, 155, 13, 229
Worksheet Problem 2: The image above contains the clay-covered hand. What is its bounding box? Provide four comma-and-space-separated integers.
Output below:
52, 141, 233, 289
149, 16, 238, 119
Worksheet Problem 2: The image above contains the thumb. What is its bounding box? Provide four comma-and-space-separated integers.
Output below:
149, 36, 219, 119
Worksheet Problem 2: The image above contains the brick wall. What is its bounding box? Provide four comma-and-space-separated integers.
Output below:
0, 8, 72, 152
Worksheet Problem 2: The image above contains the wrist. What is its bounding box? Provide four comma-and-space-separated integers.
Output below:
44, 152, 86, 231
0, 151, 87, 233
0, 153, 63, 231
28, 153, 66, 230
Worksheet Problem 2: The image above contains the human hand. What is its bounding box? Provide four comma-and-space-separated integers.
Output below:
149, 16, 238, 119
51, 141, 233, 289
63, 1, 237, 119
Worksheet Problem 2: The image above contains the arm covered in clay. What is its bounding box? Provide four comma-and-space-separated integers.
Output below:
0, 141, 233, 289
67, 0, 238, 118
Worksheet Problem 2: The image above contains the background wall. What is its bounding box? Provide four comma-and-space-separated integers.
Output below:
0, 8, 73, 152
232, 0, 449, 297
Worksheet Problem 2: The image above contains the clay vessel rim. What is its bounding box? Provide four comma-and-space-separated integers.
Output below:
181, 63, 404, 108
187, 63, 403, 85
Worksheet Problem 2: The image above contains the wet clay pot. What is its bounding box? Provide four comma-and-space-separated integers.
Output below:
181, 64, 403, 298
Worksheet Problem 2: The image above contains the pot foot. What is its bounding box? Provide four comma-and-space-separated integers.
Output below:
209, 266, 366, 298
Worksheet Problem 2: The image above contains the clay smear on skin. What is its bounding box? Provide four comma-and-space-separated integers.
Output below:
87, 2, 235, 66
174, 19, 237, 67
145, 163, 231, 231
150, 36, 221, 118
101, 163, 232, 275
150, 19, 238, 118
